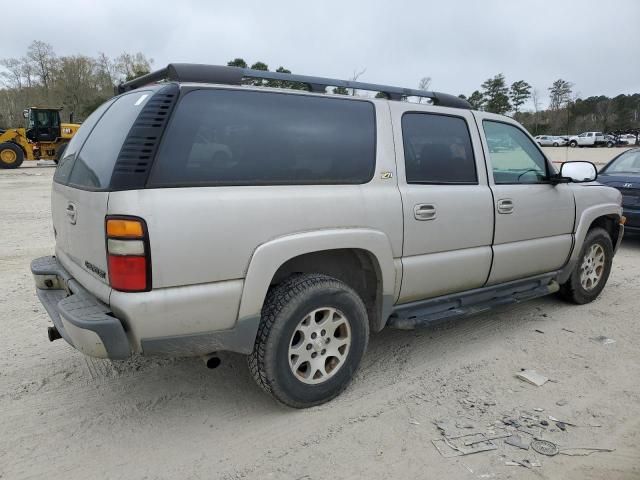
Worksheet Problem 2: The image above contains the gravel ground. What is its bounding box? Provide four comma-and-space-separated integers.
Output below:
1, 162, 639, 480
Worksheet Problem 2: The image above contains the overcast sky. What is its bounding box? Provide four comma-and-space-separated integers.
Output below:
3, 0, 639, 108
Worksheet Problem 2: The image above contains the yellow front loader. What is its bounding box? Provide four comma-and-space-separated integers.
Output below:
0, 107, 80, 169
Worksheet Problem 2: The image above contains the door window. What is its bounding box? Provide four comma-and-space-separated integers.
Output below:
401, 113, 477, 184
483, 121, 549, 184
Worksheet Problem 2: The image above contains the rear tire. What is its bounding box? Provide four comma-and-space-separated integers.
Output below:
569, 140, 577, 148
0, 142, 24, 169
559, 227, 613, 304
248, 274, 369, 408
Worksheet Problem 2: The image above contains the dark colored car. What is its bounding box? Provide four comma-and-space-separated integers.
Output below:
599, 148, 640, 233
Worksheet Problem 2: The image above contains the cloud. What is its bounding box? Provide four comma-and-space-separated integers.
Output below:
2, 0, 639, 108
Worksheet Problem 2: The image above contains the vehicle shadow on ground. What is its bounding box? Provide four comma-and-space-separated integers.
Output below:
77, 291, 570, 420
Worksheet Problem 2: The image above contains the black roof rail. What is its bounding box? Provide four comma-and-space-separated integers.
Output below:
116, 63, 471, 109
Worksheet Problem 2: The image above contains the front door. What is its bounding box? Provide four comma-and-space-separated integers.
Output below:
477, 115, 575, 284
392, 104, 494, 303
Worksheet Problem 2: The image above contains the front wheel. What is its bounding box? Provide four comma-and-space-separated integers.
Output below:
559, 227, 613, 304
553, 142, 559, 147
249, 274, 369, 408
0, 142, 24, 169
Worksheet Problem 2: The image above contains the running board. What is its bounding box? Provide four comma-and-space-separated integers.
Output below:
387, 273, 559, 330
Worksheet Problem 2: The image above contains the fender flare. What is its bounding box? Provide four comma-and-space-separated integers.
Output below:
237, 228, 396, 323
559, 202, 622, 283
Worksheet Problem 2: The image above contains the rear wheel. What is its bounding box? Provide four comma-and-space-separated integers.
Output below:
249, 274, 369, 408
553, 142, 559, 147
559, 227, 613, 304
0, 142, 24, 169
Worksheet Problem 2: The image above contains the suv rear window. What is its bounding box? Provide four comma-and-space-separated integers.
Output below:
147, 89, 376, 187
65, 90, 153, 190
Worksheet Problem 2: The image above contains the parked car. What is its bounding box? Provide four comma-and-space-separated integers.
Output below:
31, 63, 624, 407
619, 134, 638, 146
568, 132, 611, 148
535, 135, 563, 147
598, 148, 640, 234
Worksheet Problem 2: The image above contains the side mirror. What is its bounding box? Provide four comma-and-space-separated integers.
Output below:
560, 161, 597, 183
22, 109, 29, 119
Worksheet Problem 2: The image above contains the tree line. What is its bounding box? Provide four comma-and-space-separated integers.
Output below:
460, 74, 640, 134
1, 42, 638, 136
0, 41, 152, 128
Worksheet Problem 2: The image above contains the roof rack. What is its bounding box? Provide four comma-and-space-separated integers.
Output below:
116, 63, 471, 109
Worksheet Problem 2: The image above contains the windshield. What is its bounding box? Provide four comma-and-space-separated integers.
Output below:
603, 150, 640, 174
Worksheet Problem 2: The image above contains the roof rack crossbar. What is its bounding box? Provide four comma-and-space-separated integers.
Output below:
116, 63, 471, 109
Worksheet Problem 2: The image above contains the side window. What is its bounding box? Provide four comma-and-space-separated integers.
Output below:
148, 89, 376, 187
401, 113, 477, 184
483, 121, 549, 184
53, 99, 114, 185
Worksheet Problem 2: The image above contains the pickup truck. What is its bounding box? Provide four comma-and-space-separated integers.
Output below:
568, 132, 613, 148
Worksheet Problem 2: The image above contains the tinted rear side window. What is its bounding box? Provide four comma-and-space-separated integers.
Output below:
53, 99, 114, 185
402, 113, 477, 184
148, 89, 376, 186
66, 90, 152, 190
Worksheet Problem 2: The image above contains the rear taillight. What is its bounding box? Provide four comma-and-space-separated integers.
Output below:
105, 216, 151, 292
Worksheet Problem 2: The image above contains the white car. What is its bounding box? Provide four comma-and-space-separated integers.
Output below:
535, 135, 563, 147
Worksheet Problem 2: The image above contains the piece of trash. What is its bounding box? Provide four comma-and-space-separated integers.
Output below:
409, 419, 420, 425
432, 434, 498, 458
561, 328, 575, 333
591, 335, 616, 345
516, 370, 548, 387
464, 432, 511, 446
533, 407, 544, 412
556, 421, 567, 431
505, 434, 530, 450
461, 463, 473, 473
548, 415, 576, 426
531, 439, 559, 456
505, 459, 539, 468
540, 420, 549, 426
559, 447, 614, 456
534, 329, 545, 334
556, 399, 568, 406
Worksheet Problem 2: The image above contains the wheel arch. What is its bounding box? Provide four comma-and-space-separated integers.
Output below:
238, 229, 397, 333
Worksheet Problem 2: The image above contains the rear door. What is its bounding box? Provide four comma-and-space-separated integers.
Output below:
476, 113, 575, 284
391, 103, 494, 303
52, 90, 154, 302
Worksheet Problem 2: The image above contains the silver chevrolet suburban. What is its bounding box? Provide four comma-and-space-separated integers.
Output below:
32, 64, 624, 408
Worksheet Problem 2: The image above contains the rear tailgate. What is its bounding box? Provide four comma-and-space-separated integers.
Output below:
51, 89, 158, 302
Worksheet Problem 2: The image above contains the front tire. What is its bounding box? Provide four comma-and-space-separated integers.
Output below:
559, 227, 613, 304
553, 142, 559, 147
0, 142, 24, 169
249, 274, 369, 408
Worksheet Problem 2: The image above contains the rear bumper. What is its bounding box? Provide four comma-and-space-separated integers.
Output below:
31, 256, 131, 359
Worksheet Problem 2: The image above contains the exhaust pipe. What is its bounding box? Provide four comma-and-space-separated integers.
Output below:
48, 326, 62, 342
202, 353, 221, 369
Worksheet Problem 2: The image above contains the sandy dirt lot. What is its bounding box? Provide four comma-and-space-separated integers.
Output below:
1, 159, 639, 480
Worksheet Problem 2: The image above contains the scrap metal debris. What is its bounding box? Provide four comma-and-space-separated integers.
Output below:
531, 439, 559, 456
516, 369, 548, 387
504, 434, 530, 450
432, 433, 498, 458
591, 335, 616, 345
559, 447, 615, 456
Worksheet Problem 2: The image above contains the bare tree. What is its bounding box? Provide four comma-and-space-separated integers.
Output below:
418, 76, 432, 103
26, 41, 57, 92
531, 88, 541, 135
349, 67, 366, 96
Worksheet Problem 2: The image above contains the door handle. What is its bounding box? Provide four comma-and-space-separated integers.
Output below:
66, 202, 77, 224
497, 198, 514, 214
414, 203, 437, 221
